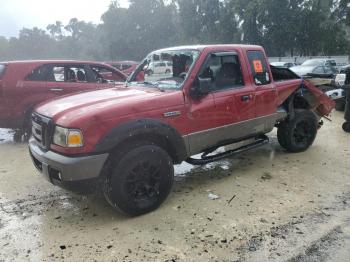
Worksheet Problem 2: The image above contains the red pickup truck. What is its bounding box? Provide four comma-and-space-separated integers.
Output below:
29, 45, 335, 216
0, 60, 126, 140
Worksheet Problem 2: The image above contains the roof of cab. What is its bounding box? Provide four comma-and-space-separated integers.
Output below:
155, 44, 263, 53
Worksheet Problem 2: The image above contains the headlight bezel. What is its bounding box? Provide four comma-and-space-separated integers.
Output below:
53, 126, 84, 148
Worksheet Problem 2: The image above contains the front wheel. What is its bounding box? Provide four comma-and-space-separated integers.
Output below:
102, 144, 174, 216
277, 110, 318, 153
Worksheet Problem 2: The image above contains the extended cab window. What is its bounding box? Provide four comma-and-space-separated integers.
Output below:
247, 50, 271, 85
199, 53, 244, 91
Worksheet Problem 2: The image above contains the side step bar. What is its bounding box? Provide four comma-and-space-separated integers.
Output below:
185, 135, 269, 165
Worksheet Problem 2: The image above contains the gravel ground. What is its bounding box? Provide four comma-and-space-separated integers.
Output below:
0, 111, 349, 262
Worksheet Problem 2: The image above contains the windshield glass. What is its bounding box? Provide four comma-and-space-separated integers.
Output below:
302, 60, 323, 66
128, 49, 200, 90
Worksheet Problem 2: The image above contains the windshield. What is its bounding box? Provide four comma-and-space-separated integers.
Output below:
302, 60, 323, 66
128, 49, 200, 90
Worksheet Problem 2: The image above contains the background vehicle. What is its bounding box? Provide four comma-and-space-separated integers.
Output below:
0, 60, 127, 140
270, 62, 296, 68
290, 59, 338, 76
29, 45, 334, 216
339, 65, 350, 114
107, 61, 139, 75
145, 61, 173, 75
322, 66, 350, 111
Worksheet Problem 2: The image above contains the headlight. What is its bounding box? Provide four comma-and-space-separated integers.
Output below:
53, 126, 83, 148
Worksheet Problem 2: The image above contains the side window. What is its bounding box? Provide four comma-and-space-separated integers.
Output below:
199, 53, 244, 91
247, 50, 271, 85
313, 66, 325, 74
26, 65, 50, 81
46, 66, 65, 82
123, 64, 132, 70
114, 64, 123, 70
90, 66, 124, 82
66, 66, 88, 82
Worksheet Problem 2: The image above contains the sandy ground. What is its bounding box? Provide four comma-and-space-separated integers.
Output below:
0, 111, 349, 262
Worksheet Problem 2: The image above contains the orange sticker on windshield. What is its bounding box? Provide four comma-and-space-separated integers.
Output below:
253, 60, 263, 73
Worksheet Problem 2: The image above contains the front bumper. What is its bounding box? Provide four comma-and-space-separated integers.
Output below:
29, 138, 108, 185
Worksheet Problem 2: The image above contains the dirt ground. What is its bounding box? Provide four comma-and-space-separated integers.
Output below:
0, 111, 349, 262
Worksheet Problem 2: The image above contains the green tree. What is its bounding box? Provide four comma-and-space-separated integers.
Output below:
47, 21, 63, 40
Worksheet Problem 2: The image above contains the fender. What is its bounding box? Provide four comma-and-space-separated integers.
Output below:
93, 118, 188, 164
279, 81, 335, 118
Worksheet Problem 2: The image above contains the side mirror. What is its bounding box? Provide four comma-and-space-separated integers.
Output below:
190, 77, 212, 98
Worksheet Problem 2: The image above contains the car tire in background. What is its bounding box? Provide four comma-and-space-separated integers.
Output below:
102, 142, 174, 216
343, 122, 350, 133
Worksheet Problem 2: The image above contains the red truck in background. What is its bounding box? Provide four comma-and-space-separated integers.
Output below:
29, 45, 335, 216
107, 61, 139, 75
0, 60, 127, 141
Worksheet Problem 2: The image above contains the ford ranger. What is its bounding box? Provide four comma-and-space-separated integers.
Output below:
29, 45, 335, 216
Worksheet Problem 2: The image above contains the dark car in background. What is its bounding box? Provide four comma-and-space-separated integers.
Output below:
107, 61, 139, 75
0, 60, 127, 140
290, 59, 338, 76
270, 61, 296, 68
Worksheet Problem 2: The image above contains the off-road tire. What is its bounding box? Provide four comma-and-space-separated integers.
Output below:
343, 122, 350, 133
335, 100, 345, 111
102, 143, 174, 216
277, 110, 318, 153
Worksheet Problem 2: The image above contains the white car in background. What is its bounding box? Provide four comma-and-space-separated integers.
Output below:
145, 61, 172, 75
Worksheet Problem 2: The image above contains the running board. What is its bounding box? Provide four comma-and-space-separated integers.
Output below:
185, 135, 269, 165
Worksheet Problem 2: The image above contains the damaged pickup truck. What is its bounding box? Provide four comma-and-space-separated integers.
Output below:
29, 45, 335, 215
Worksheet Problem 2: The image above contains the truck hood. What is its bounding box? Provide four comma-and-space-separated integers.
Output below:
36, 87, 163, 119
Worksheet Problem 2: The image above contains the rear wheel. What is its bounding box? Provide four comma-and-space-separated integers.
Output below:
102, 143, 174, 216
277, 110, 318, 153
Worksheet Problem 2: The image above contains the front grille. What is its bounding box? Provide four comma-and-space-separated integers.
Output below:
32, 113, 53, 149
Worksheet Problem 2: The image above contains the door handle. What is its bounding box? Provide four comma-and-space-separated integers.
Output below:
50, 88, 64, 92
241, 95, 251, 102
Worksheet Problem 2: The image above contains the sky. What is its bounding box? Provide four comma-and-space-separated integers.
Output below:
0, 0, 129, 37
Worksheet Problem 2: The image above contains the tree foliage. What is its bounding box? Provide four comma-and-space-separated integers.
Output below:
0, 0, 349, 61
